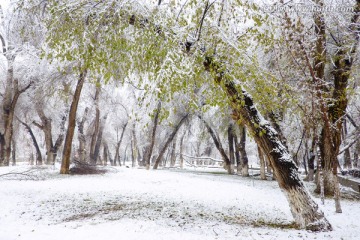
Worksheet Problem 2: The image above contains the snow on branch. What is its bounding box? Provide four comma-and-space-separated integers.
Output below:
0, 167, 46, 181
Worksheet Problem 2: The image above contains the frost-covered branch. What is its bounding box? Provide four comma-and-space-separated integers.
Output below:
0, 168, 45, 180
0, 33, 6, 53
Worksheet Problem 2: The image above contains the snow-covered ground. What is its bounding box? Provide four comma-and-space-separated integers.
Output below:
1, 165, 360, 240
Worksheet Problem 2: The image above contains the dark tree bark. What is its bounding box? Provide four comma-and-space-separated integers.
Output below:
198, 115, 232, 173
51, 116, 66, 164
107, 145, 113, 166
179, 132, 186, 169
239, 125, 249, 177
204, 56, 332, 231
11, 138, 16, 166
60, 68, 87, 174
90, 80, 101, 164
310, 1, 360, 200
0, 76, 32, 165
92, 114, 107, 164
153, 114, 188, 169
34, 106, 53, 164
343, 119, 352, 169
228, 123, 235, 173
354, 140, 360, 168
103, 142, 108, 166
233, 129, 241, 173
170, 136, 177, 167
34, 106, 66, 165
258, 146, 266, 180
144, 101, 161, 169
114, 122, 128, 166
131, 123, 139, 168
308, 149, 316, 182
77, 107, 89, 162
131, 138, 135, 167
18, 118, 42, 165
0, 35, 32, 166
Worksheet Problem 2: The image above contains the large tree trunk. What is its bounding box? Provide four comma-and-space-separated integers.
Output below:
103, 142, 108, 166
131, 138, 136, 168
354, 140, 360, 168
236, 89, 330, 230
170, 136, 177, 167
306, 136, 316, 182
90, 81, 101, 164
308, 152, 315, 182
153, 114, 188, 169
34, 106, 53, 164
11, 138, 16, 166
0, 54, 15, 166
78, 107, 89, 162
258, 146, 266, 180
92, 114, 107, 164
204, 57, 332, 231
51, 117, 66, 164
131, 123, 138, 168
315, 0, 359, 201
114, 122, 128, 166
233, 129, 242, 174
239, 125, 249, 177
316, 129, 338, 196
179, 132, 185, 169
0, 53, 32, 166
34, 106, 66, 165
60, 69, 87, 174
343, 149, 352, 169
198, 115, 232, 173
228, 123, 235, 173
343, 119, 352, 169
144, 101, 161, 169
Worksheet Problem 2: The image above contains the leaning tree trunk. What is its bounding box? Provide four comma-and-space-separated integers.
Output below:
60, 69, 87, 174
18, 118, 42, 165
198, 115, 233, 174
153, 114, 188, 169
205, 56, 332, 231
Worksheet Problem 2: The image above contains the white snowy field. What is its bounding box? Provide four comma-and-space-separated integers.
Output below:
0, 165, 360, 240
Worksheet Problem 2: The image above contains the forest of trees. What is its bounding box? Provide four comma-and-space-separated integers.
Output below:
1, 0, 360, 232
